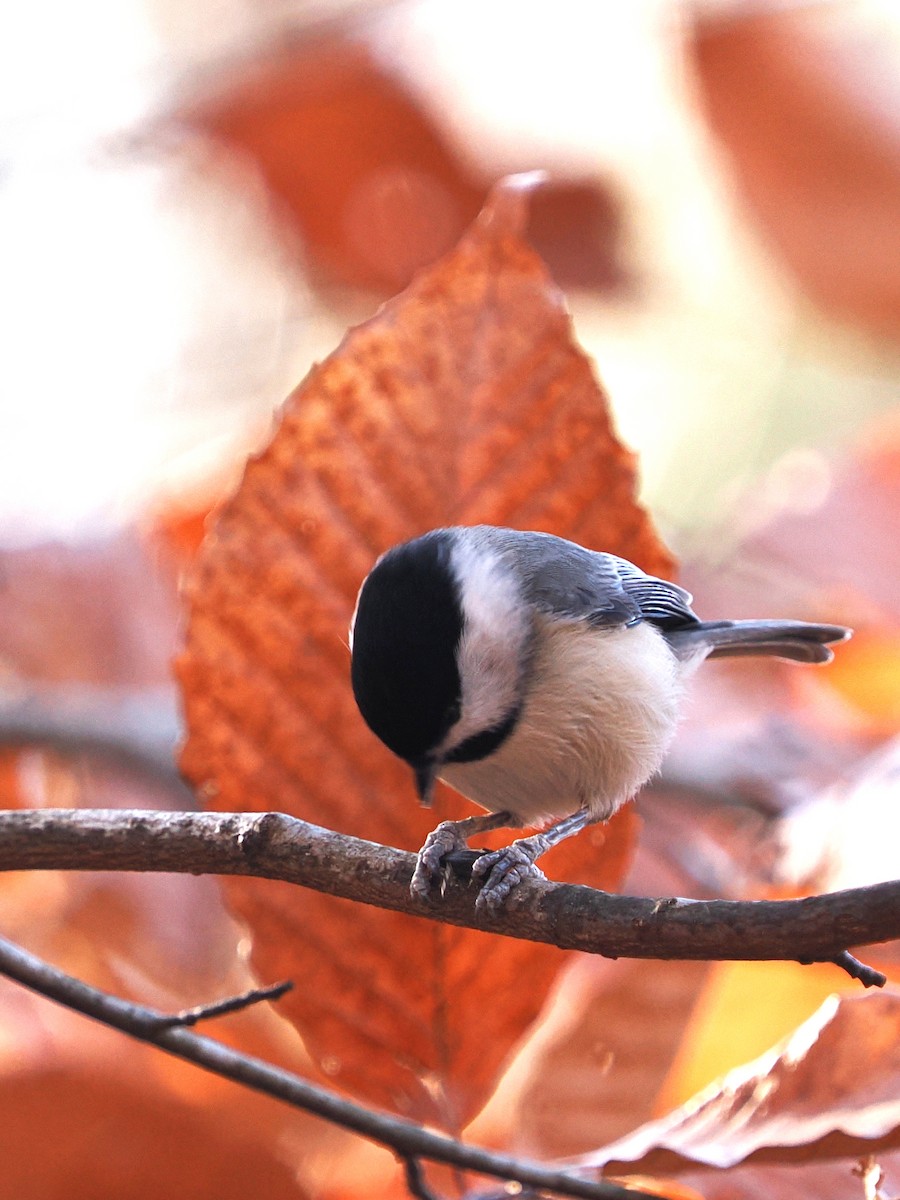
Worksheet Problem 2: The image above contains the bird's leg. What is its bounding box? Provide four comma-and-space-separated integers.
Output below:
472, 806, 593, 912
411, 810, 516, 901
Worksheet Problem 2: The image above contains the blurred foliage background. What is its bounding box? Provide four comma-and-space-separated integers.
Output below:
4, 1, 900, 1196
4, 0, 900, 547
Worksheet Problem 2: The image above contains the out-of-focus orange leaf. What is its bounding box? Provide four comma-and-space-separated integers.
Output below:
771, 425, 900, 743
0, 757, 360, 1195
524, 178, 629, 293
690, 8, 900, 339
655, 960, 849, 1116
575, 991, 900, 1177
2, 1074, 305, 1199
0, 769, 333, 1193
0, 753, 23, 808
607, 1177, 706, 1200
673, 422, 900, 817
179, 174, 670, 1129
0, 986, 309, 1200
735, 430, 900, 625
154, 499, 216, 565
775, 741, 900, 955
0, 531, 222, 1002
185, 38, 627, 295
0, 535, 179, 685
477, 777, 796, 1163
476, 958, 712, 1160
0, 844, 387, 1197
0, 781, 246, 1012
188, 38, 480, 292
809, 629, 900, 737
0, 533, 189, 824
0, 528, 348, 1186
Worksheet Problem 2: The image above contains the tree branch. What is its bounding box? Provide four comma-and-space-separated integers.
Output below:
0, 808, 894, 983
0, 932, 649, 1200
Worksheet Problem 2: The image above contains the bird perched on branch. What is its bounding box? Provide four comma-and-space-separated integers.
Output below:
349, 526, 850, 911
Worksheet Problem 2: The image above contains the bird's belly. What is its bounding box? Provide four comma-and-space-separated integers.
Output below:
439, 621, 684, 827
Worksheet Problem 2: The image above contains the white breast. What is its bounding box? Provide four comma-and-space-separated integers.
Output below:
439, 618, 688, 827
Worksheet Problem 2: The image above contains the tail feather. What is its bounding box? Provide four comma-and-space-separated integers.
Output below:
669, 620, 851, 665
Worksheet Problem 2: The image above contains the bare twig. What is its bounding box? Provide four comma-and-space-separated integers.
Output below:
0, 933, 651, 1200
401, 1157, 442, 1200
0, 808, 895, 983
150, 979, 294, 1029
830, 952, 887, 990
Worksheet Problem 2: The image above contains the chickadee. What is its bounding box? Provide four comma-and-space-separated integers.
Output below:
349, 525, 849, 911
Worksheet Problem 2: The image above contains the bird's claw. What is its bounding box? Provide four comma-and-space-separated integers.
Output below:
411, 821, 468, 902
472, 842, 547, 913
412, 823, 551, 911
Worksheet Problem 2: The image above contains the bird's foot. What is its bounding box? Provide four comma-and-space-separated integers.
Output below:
471, 835, 550, 913
411, 821, 471, 902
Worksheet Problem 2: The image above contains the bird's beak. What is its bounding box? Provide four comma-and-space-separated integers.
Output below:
414, 762, 437, 808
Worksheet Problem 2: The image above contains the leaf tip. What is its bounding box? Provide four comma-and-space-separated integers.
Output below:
476, 170, 550, 238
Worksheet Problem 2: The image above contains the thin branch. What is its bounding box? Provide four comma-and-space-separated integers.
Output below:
0, 808, 895, 982
829, 952, 886, 990
0, 685, 179, 757
0, 686, 190, 800
401, 1157, 442, 1200
0, 933, 649, 1200
151, 979, 294, 1029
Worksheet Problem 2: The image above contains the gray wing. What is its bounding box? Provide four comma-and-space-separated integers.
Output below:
462, 526, 700, 631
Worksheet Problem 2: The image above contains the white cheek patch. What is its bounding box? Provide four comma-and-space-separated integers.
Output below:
440, 540, 530, 756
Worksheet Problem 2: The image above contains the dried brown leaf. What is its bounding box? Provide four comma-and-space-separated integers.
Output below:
179, 175, 672, 1129
574, 991, 900, 1177
675, 1151, 900, 1200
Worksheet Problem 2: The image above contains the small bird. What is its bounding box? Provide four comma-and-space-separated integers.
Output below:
349, 526, 850, 911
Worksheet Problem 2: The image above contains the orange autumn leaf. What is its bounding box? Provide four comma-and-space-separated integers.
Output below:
178, 174, 672, 1130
